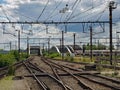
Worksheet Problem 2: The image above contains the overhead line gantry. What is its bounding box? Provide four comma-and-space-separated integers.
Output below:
0, 21, 109, 24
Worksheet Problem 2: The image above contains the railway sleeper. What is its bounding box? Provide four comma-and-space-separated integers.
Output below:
23, 62, 50, 90
79, 75, 120, 90
44, 59, 93, 90
28, 61, 70, 90
91, 74, 120, 84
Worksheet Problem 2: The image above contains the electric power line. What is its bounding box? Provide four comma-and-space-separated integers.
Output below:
44, 0, 63, 21
37, 0, 49, 21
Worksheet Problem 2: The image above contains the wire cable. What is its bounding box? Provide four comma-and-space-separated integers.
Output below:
0, 7, 11, 22
36, 0, 49, 21
68, 1, 109, 21
44, 0, 63, 21
65, 0, 82, 21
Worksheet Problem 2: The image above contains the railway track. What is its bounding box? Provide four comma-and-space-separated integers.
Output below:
23, 60, 69, 90
78, 74, 120, 90
2, 56, 119, 90
41, 57, 120, 90
47, 57, 120, 70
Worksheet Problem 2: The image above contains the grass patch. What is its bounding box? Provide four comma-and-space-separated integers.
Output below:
0, 76, 14, 90
100, 68, 120, 78
50, 55, 96, 63
73, 56, 95, 63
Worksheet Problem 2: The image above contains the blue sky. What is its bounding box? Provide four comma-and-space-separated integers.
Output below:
0, 0, 5, 3
0, 0, 120, 50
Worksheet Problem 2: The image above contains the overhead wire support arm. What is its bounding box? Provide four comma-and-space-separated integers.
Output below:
20, 37, 60, 40
0, 21, 109, 24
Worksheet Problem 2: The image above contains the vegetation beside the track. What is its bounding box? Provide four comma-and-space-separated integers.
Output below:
43, 51, 120, 66
43, 51, 95, 63
0, 52, 16, 68
0, 50, 28, 75
0, 76, 13, 90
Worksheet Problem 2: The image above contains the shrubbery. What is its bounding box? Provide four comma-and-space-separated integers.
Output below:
0, 50, 28, 68
0, 53, 16, 67
48, 53, 60, 58
20, 52, 28, 60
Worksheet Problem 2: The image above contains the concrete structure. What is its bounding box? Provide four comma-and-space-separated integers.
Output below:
50, 45, 82, 56
28, 46, 42, 55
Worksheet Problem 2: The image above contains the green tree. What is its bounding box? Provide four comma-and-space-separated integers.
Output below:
84, 43, 108, 50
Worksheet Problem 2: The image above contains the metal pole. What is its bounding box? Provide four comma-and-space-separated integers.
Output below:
98, 40, 99, 50
90, 26, 92, 61
62, 31, 64, 60
73, 33, 76, 52
27, 37, 29, 57
15, 41, 17, 50
60, 38, 62, 52
43, 43, 44, 53
117, 33, 119, 50
109, 2, 112, 65
10, 42, 11, 51
48, 37, 50, 55
109, 1, 117, 65
18, 30, 20, 61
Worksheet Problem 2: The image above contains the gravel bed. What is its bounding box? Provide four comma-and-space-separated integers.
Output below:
25, 77, 41, 90
30, 56, 54, 74
15, 65, 30, 76
47, 58, 85, 69
81, 75, 120, 88
38, 76, 64, 90
14, 56, 119, 90
60, 76, 83, 90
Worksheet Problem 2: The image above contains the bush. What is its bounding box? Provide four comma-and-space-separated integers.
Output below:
8, 65, 15, 75
10, 50, 28, 60
0, 50, 28, 75
65, 56, 74, 62
70, 56, 74, 62
42, 51, 48, 56
48, 53, 60, 58
20, 52, 29, 60
9, 50, 19, 61
0, 53, 16, 67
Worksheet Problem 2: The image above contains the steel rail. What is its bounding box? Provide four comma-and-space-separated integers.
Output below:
42, 58, 93, 90
23, 62, 50, 90
79, 75, 120, 90
92, 74, 120, 84
47, 58, 83, 72
47, 61, 73, 90
28, 61, 69, 90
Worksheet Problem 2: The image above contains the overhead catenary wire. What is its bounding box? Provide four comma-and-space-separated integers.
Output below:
0, 0, 118, 40
44, 0, 63, 21
96, 7, 108, 21
14, 10, 36, 21
0, 4, 36, 22
0, 7, 11, 22
83, 3, 109, 21
64, 0, 82, 22
66, 1, 109, 22
36, 0, 49, 22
